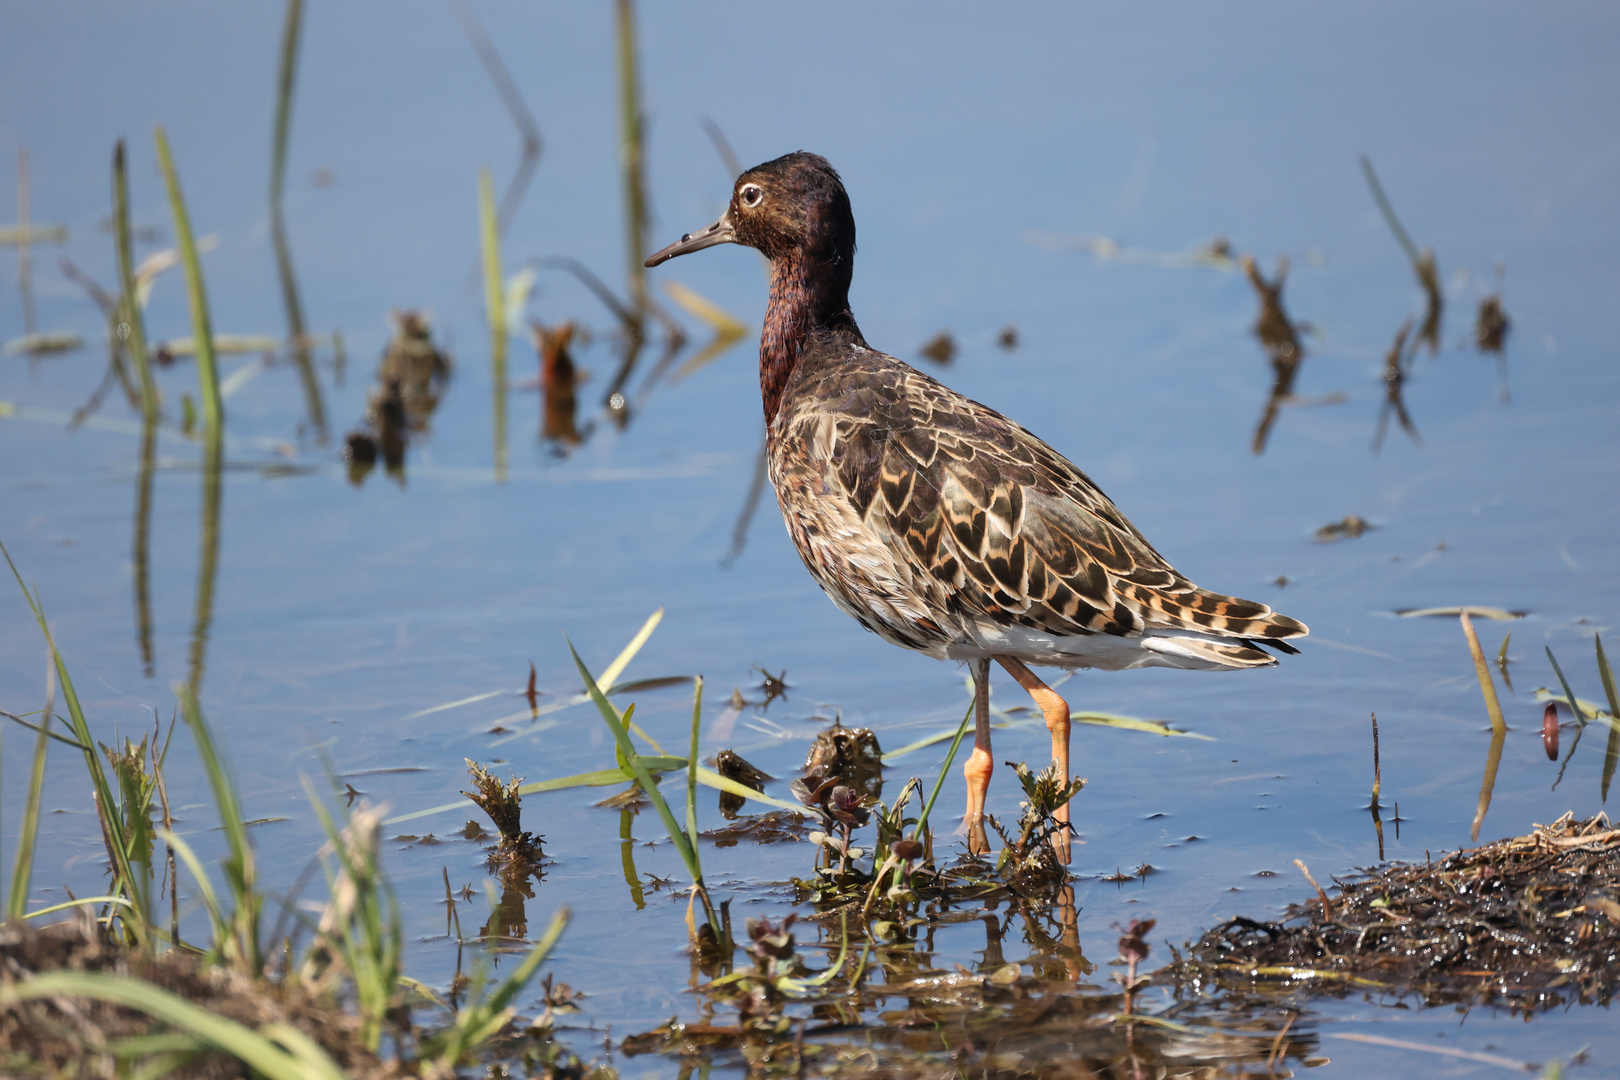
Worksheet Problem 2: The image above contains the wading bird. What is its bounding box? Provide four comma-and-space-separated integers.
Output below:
646, 153, 1306, 860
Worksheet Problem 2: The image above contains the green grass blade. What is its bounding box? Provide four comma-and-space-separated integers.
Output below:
153, 127, 222, 456
569, 641, 700, 881
25, 895, 134, 920
884, 710, 1210, 764
1597, 635, 1620, 802
1, 708, 91, 750
112, 140, 157, 422
0, 972, 347, 1080
598, 607, 664, 691
686, 676, 703, 853
7, 659, 53, 920
175, 684, 259, 971
913, 698, 975, 841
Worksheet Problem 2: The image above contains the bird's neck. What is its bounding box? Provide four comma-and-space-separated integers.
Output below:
760, 247, 861, 427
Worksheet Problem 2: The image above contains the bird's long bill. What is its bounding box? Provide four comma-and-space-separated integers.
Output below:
644, 212, 736, 268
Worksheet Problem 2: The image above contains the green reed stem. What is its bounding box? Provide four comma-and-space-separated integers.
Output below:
913, 698, 975, 842
153, 127, 223, 454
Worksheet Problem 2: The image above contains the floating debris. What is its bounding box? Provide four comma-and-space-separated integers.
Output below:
917, 330, 955, 365
1394, 605, 1525, 620
1182, 813, 1620, 1011
1313, 514, 1372, 542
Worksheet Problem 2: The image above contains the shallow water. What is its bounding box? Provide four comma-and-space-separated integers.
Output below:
3, 3, 1619, 1075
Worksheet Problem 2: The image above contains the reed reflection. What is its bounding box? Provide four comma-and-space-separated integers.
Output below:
113, 140, 162, 677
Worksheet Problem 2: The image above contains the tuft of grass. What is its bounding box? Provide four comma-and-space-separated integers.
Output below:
2, 540, 147, 941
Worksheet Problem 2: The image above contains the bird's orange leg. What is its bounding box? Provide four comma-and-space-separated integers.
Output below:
996, 656, 1074, 864
962, 658, 993, 857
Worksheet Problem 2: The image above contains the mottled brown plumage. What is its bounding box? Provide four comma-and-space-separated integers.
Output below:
647, 152, 1307, 859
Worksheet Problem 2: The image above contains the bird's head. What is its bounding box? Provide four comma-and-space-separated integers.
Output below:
645, 151, 855, 269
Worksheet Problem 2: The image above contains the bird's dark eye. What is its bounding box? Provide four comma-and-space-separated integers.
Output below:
740, 184, 763, 207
